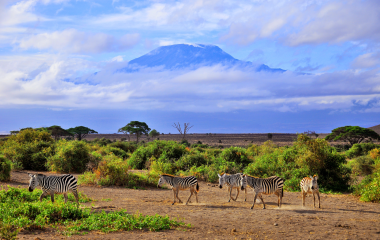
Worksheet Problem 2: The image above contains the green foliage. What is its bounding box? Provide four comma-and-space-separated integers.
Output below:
118, 121, 151, 143
66, 126, 98, 141
128, 140, 187, 169
0, 156, 11, 181
347, 156, 375, 176
89, 154, 129, 186
0, 187, 185, 236
345, 143, 380, 158
325, 126, 380, 146
2, 129, 54, 170
244, 134, 351, 192
149, 129, 160, 139
47, 125, 73, 141
354, 169, 380, 202
109, 141, 137, 153
180, 139, 190, 147
46, 140, 90, 173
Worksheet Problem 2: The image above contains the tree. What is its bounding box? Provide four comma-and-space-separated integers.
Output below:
325, 126, 380, 146
118, 121, 150, 143
149, 129, 160, 140
47, 125, 72, 141
172, 122, 193, 140
66, 126, 98, 140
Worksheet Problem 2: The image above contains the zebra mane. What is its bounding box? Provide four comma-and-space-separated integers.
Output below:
37, 174, 46, 177
161, 174, 176, 177
219, 172, 230, 175
313, 175, 317, 177
245, 174, 259, 178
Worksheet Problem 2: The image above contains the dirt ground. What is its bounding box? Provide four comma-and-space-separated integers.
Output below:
1, 171, 379, 240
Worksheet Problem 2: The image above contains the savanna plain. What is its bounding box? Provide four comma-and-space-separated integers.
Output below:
0, 132, 379, 239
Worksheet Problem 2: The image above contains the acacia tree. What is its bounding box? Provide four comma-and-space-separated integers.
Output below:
149, 129, 160, 140
66, 126, 98, 140
47, 125, 72, 141
325, 126, 380, 146
172, 122, 193, 140
119, 121, 151, 143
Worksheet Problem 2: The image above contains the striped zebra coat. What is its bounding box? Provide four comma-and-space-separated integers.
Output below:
241, 175, 284, 209
217, 173, 247, 202
28, 173, 79, 206
157, 174, 199, 205
300, 175, 320, 208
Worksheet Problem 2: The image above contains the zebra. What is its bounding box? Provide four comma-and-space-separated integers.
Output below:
241, 175, 284, 209
217, 173, 247, 202
300, 175, 320, 208
157, 174, 199, 205
28, 173, 79, 206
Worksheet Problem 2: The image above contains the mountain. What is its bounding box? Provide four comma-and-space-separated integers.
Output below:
121, 44, 285, 73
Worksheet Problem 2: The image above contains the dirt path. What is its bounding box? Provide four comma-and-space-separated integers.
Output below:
2, 171, 380, 240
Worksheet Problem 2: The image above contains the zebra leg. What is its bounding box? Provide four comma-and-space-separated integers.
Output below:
172, 189, 176, 205
244, 187, 247, 202
233, 187, 240, 202
227, 186, 232, 202
195, 189, 199, 203
39, 191, 48, 202
176, 189, 183, 203
317, 191, 321, 208
313, 192, 316, 208
50, 192, 55, 203
258, 194, 266, 209
251, 191, 259, 209
302, 191, 306, 207
185, 189, 194, 205
72, 189, 80, 206
64, 193, 68, 203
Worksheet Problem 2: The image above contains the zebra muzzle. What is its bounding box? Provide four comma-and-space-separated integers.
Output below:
219, 185, 222, 189
28, 187, 33, 192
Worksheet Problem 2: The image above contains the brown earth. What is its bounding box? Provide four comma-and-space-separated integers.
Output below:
1, 171, 380, 240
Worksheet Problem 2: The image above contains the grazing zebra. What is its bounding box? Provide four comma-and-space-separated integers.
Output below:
300, 175, 320, 208
28, 173, 79, 206
157, 174, 199, 205
241, 175, 284, 209
218, 173, 247, 202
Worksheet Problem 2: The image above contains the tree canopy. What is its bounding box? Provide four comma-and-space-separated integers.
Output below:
47, 125, 72, 140
118, 121, 151, 143
67, 126, 98, 140
325, 126, 380, 146
149, 129, 160, 140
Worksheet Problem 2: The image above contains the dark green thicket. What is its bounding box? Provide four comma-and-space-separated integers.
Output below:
109, 141, 138, 153
345, 143, 380, 158
0, 156, 11, 181
46, 140, 90, 173
244, 135, 351, 192
2, 129, 54, 171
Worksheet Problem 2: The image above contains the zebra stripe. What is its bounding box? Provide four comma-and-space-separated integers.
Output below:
300, 175, 320, 208
28, 173, 79, 206
157, 174, 199, 205
241, 175, 284, 209
217, 173, 247, 202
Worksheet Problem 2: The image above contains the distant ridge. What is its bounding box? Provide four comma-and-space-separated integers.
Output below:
369, 124, 380, 135
121, 44, 286, 73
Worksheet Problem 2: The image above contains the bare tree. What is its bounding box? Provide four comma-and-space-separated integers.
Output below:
172, 122, 194, 140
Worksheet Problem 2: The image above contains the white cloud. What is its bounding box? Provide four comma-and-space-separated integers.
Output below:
17, 29, 140, 53
1, 54, 380, 113
351, 53, 380, 69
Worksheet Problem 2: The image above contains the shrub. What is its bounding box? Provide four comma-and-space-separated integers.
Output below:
346, 143, 380, 158
128, 141, 187, 169
2, 129, 54, 171
0, 156, 11, 181
218, 146, 250, 167
369, 148, 380, 160
46, 140, 90, 173
244, 134, 351, 192
347, 156, 375, 176
180, 139, 190, 147
93, 155, 129, 186
354, 171, 380, 202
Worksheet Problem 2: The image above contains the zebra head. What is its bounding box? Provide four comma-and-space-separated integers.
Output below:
309, 175, 318, 190
241, 174, 247, 190
28, 173, 40, 192
217, 173, 226, 188
157, 175, 165, 188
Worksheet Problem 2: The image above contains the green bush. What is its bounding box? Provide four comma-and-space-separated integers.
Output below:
244, 134, 351, 192
109, 141, 137, 153
0, 156, 11, 181
346, 143, 380, 158
354, 170, 380, 202
347, 156, 375, 176
89, 154, 129, 186
2, 129, 54, 171
46, 140, 90, 173
128, 141, 187, 169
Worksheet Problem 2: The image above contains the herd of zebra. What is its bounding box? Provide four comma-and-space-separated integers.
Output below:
27, 172, 321, 209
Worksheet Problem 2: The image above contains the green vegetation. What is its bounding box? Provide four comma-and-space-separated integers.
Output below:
0, 156, 11, 181
0, 187, 186, 238
325, 126, 380, 146
118, 121, 151, 143
67, 126, 98, 141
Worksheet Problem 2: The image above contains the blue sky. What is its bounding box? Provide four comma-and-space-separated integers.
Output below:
0, 0, 379, 134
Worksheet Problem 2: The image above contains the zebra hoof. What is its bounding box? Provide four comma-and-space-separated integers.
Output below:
250, 206, 253, 209
172, 203, 175, 205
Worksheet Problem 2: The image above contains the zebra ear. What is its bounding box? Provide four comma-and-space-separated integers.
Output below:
309, 175, 313, 179
217, 174, 221, 178
28, 173, 33, 177
314, 175, 318, 180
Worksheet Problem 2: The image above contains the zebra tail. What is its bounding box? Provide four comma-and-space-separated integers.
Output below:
196, 182, 200, 192
282, 188, 284, 197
